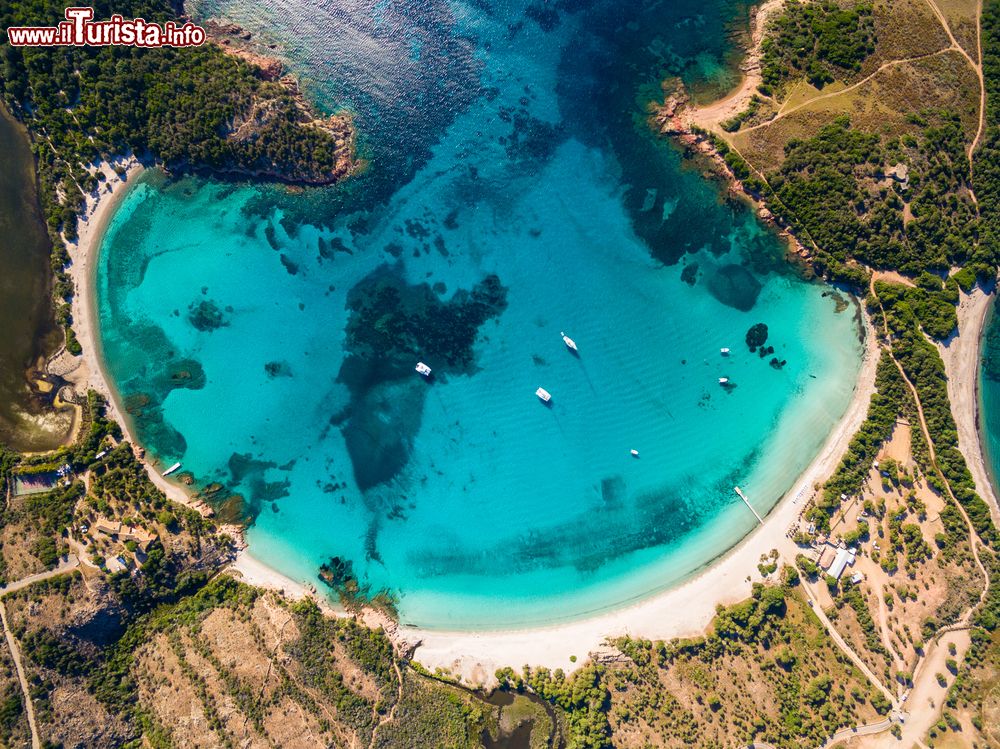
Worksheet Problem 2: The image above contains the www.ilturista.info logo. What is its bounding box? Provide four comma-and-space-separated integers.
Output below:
6, 7, 206, 47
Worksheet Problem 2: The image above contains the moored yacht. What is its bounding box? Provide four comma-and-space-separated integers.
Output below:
536, 387, 552, 403
560, 331, 578, 352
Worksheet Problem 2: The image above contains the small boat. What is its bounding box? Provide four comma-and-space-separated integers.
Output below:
535, 387, 552, 403
720, 348, 730, 355
560, 332, 578, 352
630, 449, 640, 458
163, 462, 182, 477
718, 377, 729, 385
415, 362, 432, 377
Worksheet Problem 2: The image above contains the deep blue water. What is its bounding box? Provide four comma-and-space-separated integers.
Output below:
96, 0, 863, 628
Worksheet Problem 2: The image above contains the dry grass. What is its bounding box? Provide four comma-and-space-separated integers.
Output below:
868, 0, 951, 67
935, 0, 982, 60
732, 50, 979, 172
605, 590, 883, 747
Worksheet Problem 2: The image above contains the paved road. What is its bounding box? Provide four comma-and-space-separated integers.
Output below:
821, 717, 894, 747
0, 555, 79, 595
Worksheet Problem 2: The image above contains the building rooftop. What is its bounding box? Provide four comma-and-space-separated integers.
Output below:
828, 547, 856, 580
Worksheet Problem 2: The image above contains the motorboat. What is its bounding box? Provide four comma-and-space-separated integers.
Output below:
535, 387, 552, 403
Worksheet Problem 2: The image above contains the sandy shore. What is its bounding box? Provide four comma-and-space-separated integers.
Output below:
939, 286, 1000, 526
60, 160, 255, 547
64, 155, 887, 686
402, 320, 881, 686
682, 0, 784, 132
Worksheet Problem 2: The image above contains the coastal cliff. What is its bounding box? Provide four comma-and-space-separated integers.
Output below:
203, 19, 358, 186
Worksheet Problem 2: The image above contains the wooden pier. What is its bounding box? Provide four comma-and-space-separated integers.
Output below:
734, 486, 764, 525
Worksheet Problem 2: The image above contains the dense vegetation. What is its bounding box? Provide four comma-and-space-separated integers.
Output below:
978, 0, 1000, 257
0, 0, 352, 353
763, 114, 984, 287
812, 352, 903, 528
760, 1, 876, 93
873, 284, 997, 544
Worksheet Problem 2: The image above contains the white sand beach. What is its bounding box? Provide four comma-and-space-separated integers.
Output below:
940, 286, 1000, 526
65, 157, 888, 688
400, 324, 880, 685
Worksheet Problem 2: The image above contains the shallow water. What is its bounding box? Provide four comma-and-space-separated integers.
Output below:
97, 0, 863, 628
0, 105, 67, 451
978, 299, 1000, 500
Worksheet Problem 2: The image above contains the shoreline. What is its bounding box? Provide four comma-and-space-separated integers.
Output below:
940, 285, 1000, 527
398, 319, 880, 685
60, 160, 254, 553
65, 151, 885, 686
55, 0, 889, 685
682, 0, 785, 131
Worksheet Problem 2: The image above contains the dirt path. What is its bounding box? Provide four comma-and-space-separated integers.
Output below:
735, 47, 956, 135
0, 601, 40, 749
798, 577, 897, 706
0, 555, 79, 595
0, 557, 83, 749
921, 0, 986, 163
368, 659, 404, 749
865, 278, 992, 743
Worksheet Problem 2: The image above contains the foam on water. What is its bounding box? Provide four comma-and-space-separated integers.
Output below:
97, 0, 863, 628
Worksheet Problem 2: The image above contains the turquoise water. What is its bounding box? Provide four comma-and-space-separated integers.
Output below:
96, 0, 863, 629
979, 299, 1000, 497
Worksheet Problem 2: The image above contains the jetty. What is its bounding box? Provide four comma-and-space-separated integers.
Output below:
733, 486, 764, 525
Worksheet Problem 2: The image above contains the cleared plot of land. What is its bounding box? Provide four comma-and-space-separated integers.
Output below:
813, 421, 982, 698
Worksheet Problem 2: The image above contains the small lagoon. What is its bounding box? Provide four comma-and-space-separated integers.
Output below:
96, 0, 863, 628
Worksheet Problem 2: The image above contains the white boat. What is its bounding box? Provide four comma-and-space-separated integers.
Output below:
163, 462, 182, 477
718, 377, 729, 385
415, 362, 432, 377
630, 449, 640, 457
720, 347, 730, 355
535, 387, 552, 403
560, 331, 578, 352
